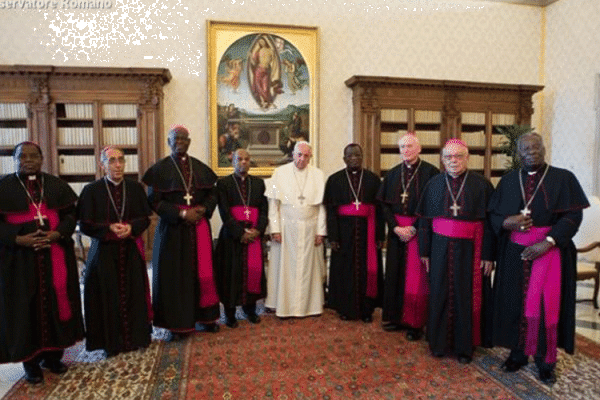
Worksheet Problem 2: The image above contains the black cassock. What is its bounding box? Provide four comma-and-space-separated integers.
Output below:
78, 178, 152, 355
488, 165, 589, 355
324, 168, 384, 320
143, 155, 219, 331
0, 173, 84, 363
377, 160, 439, 326
417, 171, 495, 357
214, 174, 268, 308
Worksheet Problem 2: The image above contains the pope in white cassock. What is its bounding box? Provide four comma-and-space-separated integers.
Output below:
266, 141, 327, 317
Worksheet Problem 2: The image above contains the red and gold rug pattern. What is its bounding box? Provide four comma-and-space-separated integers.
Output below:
4, 309, 600, 399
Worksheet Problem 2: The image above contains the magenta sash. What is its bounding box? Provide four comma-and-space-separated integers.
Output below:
432, 217, 484, 346
178, 206, 219, 308
135, 237, 153, 322
511, 226, 561, 364
338, 203, 378, 298
230, 206, 262, 294
5, 204, 72, 322
395, 215, 428, 328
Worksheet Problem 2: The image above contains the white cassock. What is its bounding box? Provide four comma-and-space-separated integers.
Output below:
265, 162, 326, 317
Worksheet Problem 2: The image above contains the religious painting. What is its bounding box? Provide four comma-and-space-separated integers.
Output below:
208, 21, 319, 176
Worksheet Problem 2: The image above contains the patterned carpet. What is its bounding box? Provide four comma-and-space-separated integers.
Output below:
4, 309, 600, 399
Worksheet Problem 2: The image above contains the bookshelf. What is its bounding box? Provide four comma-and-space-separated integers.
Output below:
345, 76, 543, 183
0, 65, 172, 258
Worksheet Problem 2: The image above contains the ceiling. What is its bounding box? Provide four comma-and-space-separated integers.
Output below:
475, 0, 560, 6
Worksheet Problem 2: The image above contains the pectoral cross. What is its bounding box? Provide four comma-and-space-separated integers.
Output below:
244, 207, 251, 220
400, 191, 409, 204
520, 207, 531, 217
354, 199, 361, 210
183, 191, 193, 206
36, 210, 47, 227
298, 194, 305, 204
450, 202, 461, 217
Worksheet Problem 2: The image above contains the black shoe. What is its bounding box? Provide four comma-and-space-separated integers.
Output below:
382, 323, 402, 332
406, 329, 422, 341
23, 363, 43, 384
225, 318, 238, 328
539, 369, 557, 384
458, 355, 472, 364
247, 314, 261, 324
339, 314, 349, 321
265, 307, 276, 314
362, 315, 373, 323
40, 359, 68, 375
204, 323, 220, 333
501, 357, 528, 372
431, 351, 445, 358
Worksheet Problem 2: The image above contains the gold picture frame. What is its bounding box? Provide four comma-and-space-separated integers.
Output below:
207, 20, 319, 176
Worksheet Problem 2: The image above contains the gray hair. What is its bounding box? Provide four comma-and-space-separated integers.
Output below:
293, 140, 312, 154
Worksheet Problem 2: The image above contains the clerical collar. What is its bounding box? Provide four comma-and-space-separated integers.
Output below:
234, 173, 247, 181
346, 167, 361, 175
525, 163, 547, 175
106, 176, 123, 186
404, 158, 419, 169
18, 172, 41, 181
174, 153, 187, 162
447, 170, 467, 180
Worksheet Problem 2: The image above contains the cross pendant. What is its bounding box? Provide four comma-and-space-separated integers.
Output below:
298, 195, 305, 204
450, 202, 461, 217
244, 207, 251, 220
353, 199, 361, 210
183, 192, 193, 206
36, 210, 46, 226
400, 191, 409, 204
520, 207, 531, 217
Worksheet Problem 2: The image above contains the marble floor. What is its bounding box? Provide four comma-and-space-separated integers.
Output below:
1, 280, 600, 397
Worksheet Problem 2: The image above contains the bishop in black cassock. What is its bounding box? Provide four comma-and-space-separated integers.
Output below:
0, 142, 83, 384
377, 133, 439, 339
489, 133, 589, 384
142, 126, 220, 338
78, 147, 152, 356
417, 139, 495, 364
215, 149, 268, 328
324, 144, 384, 322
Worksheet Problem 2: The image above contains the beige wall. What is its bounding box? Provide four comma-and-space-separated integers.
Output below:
0, 0, 543, 177
545, 0, 600, 195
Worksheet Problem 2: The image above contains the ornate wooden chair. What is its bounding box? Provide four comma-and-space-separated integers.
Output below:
573, 196, 600, 309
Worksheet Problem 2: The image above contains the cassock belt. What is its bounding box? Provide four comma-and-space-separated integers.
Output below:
230, 205, 262, 294
178, 205, 219, 308
337, 203, 377, 298
6, 204, 72, 322
511, 226, 561, 364
395, 215, 428, 328
432, 217, 484, 346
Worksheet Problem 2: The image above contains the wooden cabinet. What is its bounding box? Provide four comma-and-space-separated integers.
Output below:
345, 76, 543, 185
0, 65, 171, 259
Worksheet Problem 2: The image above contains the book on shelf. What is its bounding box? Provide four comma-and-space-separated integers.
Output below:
380, 109, 408, 123
57, 127, 94, 146
103, 104, 137, 119
414, 110, 441, 124
0, 103, 27, 120
491, 134, 506, 147
461, 112, 486, 125
124, 154, 139, 173
380, 153, 401, 170
102, 127, 138, 146
59, 155, 97, 175
380, 130, 408, 146
0, 127, 29, 146
492, 113, 516, 126
491, 154, 511, 169
414, 130, 440, 146
1, 156, 15, 174
462, 131, 486, 147
467, 155, 484, 169
419, 154, 440, 169
64, 104, 93, 120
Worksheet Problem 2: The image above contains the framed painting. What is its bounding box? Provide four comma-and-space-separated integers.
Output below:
207, 21, 319, 176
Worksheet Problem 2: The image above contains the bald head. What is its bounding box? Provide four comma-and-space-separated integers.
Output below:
232, 148, 251, 176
